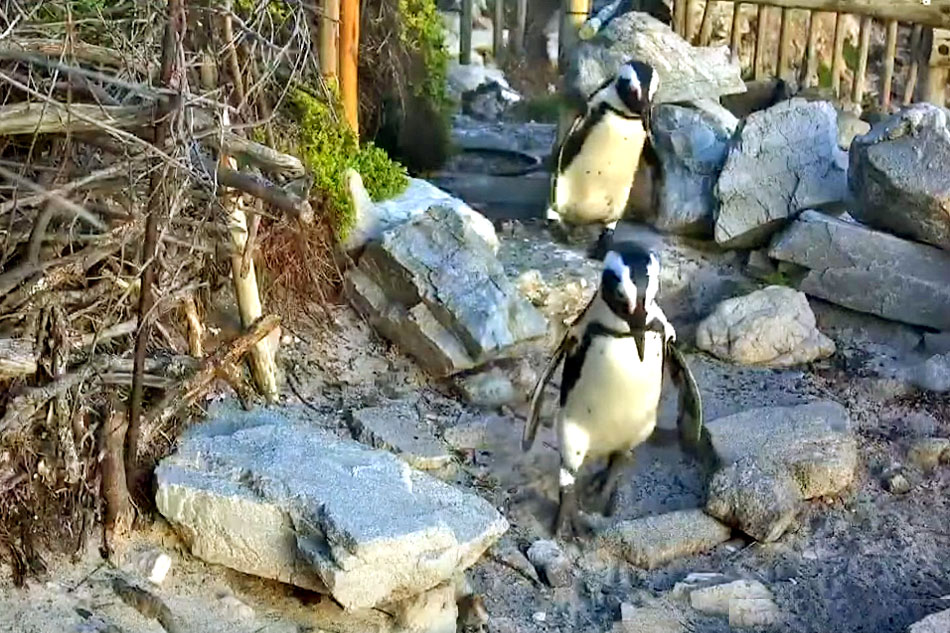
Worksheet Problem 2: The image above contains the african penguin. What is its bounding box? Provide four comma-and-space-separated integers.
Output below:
546, 60, 661, 259
522, 241, 704, 540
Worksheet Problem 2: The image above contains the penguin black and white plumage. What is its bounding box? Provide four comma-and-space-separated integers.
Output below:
547, 60, 662, 259
521, 241, 704, 539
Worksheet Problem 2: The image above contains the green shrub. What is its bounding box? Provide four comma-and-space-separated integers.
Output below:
290, 89, 408, 240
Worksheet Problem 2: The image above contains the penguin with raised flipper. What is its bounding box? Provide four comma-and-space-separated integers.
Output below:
521, 240, 704, 539
547, 59, 662, 260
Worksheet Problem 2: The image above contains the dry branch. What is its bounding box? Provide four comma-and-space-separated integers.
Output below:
0, 102, 151, 135
100, 394, 132, 558
214, 164, 314, 223
138, 314, 280, 448
0, 38, 135, 69
111, 577, 182, 633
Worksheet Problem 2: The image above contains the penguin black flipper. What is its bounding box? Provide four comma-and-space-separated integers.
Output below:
664, 340, 706, 456
522, 292, 599, 451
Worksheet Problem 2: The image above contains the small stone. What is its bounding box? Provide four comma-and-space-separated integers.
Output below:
730, 593, 782, 628
746, 250, 777, 281
443, 419, 492, 453
532, 611, 547, 624
905, 354, 950, 393
908, 438, 950, 471
695, 286, 836, 367
885, 471, 912, 495
904, 412, 939, 438
597, 509, 732, 569
458, 369, 517, 407
908, 608, 950, 633
526, 539, 573, 588
617, 605, 685, 633
391, 582, 458, 633
349, 401, 453, 470
218, 595, 255, 620
488, 539, 542, 585
671, 573, 732, 602
689, 580, 774, 625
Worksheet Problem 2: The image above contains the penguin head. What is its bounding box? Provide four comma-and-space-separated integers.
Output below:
614, 60, 659, 117
600, 242, 660, 333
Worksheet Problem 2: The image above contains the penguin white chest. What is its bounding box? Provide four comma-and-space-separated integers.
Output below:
560, 332, 664, 459
555, 112, 647, 225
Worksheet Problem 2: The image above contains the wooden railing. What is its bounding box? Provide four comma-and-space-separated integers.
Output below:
671, 0, 950, 108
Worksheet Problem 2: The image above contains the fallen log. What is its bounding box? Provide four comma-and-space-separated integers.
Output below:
0, 338, 37, 379
0, 102, 151, 135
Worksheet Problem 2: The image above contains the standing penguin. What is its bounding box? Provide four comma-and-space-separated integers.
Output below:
547, 60, 662, 259
521, 241, 704, 539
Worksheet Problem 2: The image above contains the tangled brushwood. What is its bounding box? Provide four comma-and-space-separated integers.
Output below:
0, 0, 408, 582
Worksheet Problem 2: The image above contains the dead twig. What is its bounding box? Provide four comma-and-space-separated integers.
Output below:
212, 163, 313, 223
138, 313, 280, 450
111, 576, 181, 633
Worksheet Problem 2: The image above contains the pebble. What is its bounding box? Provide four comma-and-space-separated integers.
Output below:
884, 470, 912, 495
688, 579, 781, 628
218, 594, 255, 620
527, 539, 573, 588
908, 438, 950, 471
532, 611, 547, 623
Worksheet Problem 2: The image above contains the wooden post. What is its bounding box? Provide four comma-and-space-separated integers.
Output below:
319, 0, 340, 83
558, 0, 590, 69
699, 0, 717, 46
730, 2, 743, 61
881, 19, 898, 109
923, 27, 950, 106
512, 0, 526, 55
460, 0, 473, 64
493, 0, 504, 60
685, 0, 699, 43
753, 5, 768, 80
674, 0, 687, 37
904, 24, 924, 104
831, 12, 846, 97
340, 0, 359, 135
851, 15, 872, 105
802, 10, 820, 87
777, 7, 793, 80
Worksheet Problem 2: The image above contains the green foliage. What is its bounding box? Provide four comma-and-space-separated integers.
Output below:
290, 89, 408, 241
762, 271, 792, 287
507, 94, 566, 123
234, 0, 291, 21
397, 0, 451, 111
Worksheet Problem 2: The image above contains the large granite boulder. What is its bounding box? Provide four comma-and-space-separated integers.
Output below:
650, 102, 737, 236
768, 211, 950, 331
715, 99, 848, 249
696, 285, 836, 367
347, 205, 548, 376
155, 409, 508, 611
567, 12, 745, 104
705, 402, 857, 542
849, 103, 950, 251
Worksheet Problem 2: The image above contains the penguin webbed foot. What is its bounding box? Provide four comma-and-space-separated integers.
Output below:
588, 226, 616, 261
586, 452, 632, 517
553, 485, 591, 541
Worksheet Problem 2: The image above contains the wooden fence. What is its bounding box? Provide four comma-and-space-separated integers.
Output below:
465, 0, 950, 109
671, 0, 950, 108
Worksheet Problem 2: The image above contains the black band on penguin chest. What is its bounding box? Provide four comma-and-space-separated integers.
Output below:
559, 321, 668, 406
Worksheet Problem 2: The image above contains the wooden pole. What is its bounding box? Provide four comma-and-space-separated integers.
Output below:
753, 5, 768, 80
512, 0, 526, 55
881, 19, 898, 109
904, 24, 924, 104
851, 15, 872, 105
923, 27, 950, 106
802, 10, 820, 87
831, 12, 846, 97
559, 0, 590, 69
730, 2, 743, 61
340, 0, 359, 135
460, 0, 474, 64
777, 7, 793, 80
674, 0, 687, 36
686, 0, 699, 43
699, 0, 717, 46
319, 0, 340, 82
493, 0, 505, 60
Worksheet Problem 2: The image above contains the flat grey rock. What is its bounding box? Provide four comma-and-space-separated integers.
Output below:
349, 401, 453, 470
849, 104, 950, 251
568, 12, 745, 104
650, 102, 735, 237
768, 210, 950, 331
715, 99, 848, 249
908, 608, 950, 633
155, 409, 507, 610
597, 509, 732, 569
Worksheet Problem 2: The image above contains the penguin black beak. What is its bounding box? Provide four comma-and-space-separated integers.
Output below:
628, 295, 647, 363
